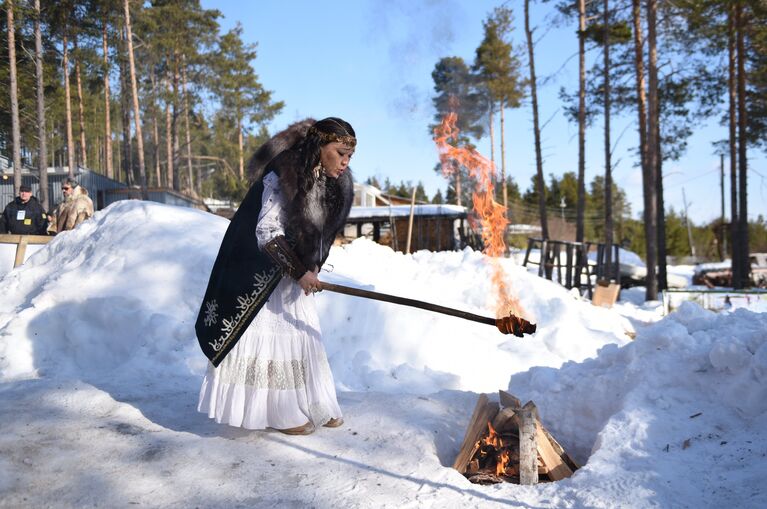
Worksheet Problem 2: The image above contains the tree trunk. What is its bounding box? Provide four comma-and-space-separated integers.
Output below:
7, 0, 22, 194
165, 76, 174, 189
123, 0, 147, 199
633, 0, 657, 300
182, 54, 194, 194
489, 105, 496, 200
656, 147, 667, 290
736, 1, 749, 288
525, 0, 549, 240
119, 25, 132, 185
576, 0, 587, 244
152, 112, 160, 187
647, 0, 666, 291
172, 53, 180, 190
454, 160, 462, 207
73, 37, 87, 169
34, 0, 48, 210
499, 98, 506, 214
727, 4, 739, 288
102, 21, 113, 179
150, 71, 161, 187
63, 31, 76, 177
238, 113, 244, 179
603, 0, 614, 276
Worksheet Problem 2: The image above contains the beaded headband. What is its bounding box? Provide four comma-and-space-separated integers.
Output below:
308, 124, 357, 148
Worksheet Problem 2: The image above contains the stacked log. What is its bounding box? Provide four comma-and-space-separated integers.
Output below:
453, 391, 579, 485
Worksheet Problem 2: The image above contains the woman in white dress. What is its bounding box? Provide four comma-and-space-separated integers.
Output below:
196, 118, 356, 435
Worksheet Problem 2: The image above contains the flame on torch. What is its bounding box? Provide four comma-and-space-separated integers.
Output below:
433, 111, 527, 319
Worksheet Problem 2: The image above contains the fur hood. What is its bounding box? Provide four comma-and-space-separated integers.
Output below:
247, 118, 315, 183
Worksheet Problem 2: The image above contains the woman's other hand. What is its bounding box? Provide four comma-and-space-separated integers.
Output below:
298, 270, 321, 295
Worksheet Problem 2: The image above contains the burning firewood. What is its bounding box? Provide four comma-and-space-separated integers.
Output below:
454, 391, 578, 485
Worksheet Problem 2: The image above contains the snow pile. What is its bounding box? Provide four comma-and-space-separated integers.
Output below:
0, 201, 221, 380
320, 239, 633, 393
510, 301, 767, 505
0, 201, 632, 394
1, 201, 765, 508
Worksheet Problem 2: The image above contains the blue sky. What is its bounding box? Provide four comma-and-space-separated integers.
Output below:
201, 0, 766, 225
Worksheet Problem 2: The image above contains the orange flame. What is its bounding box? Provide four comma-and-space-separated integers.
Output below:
486, 421, 500, 448
497, 449, 511, 476
433, 112, 526, 318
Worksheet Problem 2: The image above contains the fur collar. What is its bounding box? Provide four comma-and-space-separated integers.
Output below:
265, 149, 354, 269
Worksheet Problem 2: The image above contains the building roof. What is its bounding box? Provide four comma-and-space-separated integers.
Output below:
347, 204, 466, 222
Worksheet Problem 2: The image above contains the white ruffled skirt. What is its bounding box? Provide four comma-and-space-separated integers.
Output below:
198, 276, 342, 430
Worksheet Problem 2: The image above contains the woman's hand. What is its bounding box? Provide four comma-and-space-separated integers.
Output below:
298, 268, 321, 296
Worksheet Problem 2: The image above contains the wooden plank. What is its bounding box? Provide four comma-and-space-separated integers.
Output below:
0, 233, 53, 245
592, 281, 621, 308
540, 426, 580, 471
498, 390, 521, 409
533, 411, 574, 481
491, 407, 518, 433
452, 395, 499, 473
13, 236, 29, 268
518, 401, 538, 485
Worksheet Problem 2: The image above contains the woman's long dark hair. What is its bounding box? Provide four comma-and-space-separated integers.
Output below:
293, 117, 356, 192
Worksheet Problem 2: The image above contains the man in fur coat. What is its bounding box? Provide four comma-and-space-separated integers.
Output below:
48, 178, 94, 234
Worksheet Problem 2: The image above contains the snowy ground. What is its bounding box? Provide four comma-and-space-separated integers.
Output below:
1, 201, 765, 508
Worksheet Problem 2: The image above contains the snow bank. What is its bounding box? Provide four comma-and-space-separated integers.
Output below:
0, 201, 222, 380
510, 301, 767, 498
0, 201, 632, 393
1, 201, 766, 508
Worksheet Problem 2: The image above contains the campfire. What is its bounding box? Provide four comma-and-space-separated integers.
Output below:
453, 391, 579, 485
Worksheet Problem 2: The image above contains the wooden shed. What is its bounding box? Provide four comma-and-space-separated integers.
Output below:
345, 204, 469, 252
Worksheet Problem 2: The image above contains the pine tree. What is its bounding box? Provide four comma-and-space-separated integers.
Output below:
6, 0, 22, 193
123, 0, 147, 198
213, 24, 282, 179
474, 6, 525, 217
33, 0, 49, 210
430, 56, 486, 207
524, 0, 549, 239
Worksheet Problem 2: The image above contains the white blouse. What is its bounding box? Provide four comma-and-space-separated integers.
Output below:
256, 172, 286, 249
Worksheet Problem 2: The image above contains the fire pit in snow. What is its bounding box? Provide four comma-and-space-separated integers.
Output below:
453, 391, 579, 485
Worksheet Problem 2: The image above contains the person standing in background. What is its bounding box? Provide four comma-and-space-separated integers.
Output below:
48, 178, 94, 233
0, 184, 48, 235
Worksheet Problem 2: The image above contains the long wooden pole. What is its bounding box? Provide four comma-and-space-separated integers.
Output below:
405, 186, 416, 254
318, 281, 536, 336
320, 281, 496, 326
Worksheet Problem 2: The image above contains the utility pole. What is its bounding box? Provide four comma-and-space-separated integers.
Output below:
682, 187, 696, 261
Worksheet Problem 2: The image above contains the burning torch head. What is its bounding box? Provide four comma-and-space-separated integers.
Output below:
495, 314, 537, 337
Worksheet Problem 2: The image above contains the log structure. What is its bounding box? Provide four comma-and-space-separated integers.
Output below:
453, 390, 579, 485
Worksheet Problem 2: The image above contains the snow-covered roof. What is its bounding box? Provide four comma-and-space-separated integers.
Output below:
348, 204, 467, 220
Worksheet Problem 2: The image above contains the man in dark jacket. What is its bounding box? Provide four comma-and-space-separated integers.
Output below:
0, 184, 48, 235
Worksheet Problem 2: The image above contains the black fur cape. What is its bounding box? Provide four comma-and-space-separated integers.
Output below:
195, 144, 354, 367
